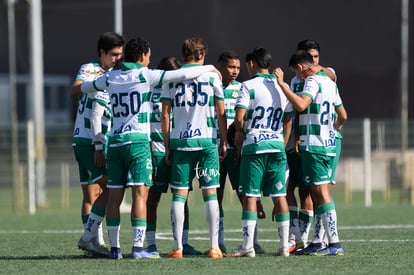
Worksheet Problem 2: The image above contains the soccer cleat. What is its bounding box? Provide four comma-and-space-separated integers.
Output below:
207, 247, 223, 258
147, 244, 160, 257
294, 243, 322, 256
109, 247, 123, 260
295, 242, 305, 251
219, 244, 228, 256
182, 244, 202, 255
167, 248, 183, 259
275, 248, 290, 257
288, 244, 297, 253
254, 243, 265, 254
230, 246, 255, 258
78, 236, 109, 257
311, 246, 344, 256
131, 246, 160, 259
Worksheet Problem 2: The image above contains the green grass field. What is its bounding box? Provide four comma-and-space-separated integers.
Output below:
0, 186, 413, 274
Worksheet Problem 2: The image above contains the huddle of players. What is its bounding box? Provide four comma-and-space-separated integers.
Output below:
71, 31, 347, 259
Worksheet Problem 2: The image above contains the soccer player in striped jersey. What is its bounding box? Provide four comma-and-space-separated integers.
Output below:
231, 47, 293, 257
80, 37, 219, 260
146, 56, 201, 256
72, 31, 124, 257
161, 38, 227, 259
274, 50, 347, 256
216, 51, 265, 255
287, 39, 340, 254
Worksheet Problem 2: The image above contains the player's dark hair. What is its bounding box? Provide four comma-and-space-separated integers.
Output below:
157, 56, 181, 71
245, 47, 271, 69
124, 37, 151, 62
288, 50, 314, 68
218, 51, 240, 65
296, 39, 321, 52
97, 32, 125, 57
182, 38, 208, 63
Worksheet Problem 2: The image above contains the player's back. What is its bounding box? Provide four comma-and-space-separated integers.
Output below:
167, 70, 223, 150
299, 72, 340, 155
103, 65, 154, 145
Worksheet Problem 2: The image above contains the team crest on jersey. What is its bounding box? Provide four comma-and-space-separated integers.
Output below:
231, 90, 238, 98
179, 122, 201, 139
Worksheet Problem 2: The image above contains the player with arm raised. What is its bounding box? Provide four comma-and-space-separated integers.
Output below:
162, 38, 227, 259
274, 50, 347, 256
73, 32, 124, 257
80, 37, 218, 260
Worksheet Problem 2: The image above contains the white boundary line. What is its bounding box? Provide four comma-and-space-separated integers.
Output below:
1, 224, 413, 244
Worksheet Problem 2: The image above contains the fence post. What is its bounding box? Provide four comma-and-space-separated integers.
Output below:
27, 120, 36, 214
363, 118, 372, 207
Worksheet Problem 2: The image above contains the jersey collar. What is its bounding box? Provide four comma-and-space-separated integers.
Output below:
121, 62, 144, 71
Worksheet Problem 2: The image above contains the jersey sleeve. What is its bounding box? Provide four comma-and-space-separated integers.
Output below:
334, 87, 344, 107
301, 76, 319, 100
212, 74, 224, 100
161, 65, 215, 84
235, 83, 250, 110
81, 73, 107, 93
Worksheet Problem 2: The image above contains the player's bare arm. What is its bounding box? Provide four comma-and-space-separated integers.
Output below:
215, 99, 227, 162
274, 68, 312, 112
334, 105, 348, 131
161, 99, 172, 165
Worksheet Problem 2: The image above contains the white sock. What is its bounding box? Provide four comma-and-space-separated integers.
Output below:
321, 209, 340, 244
277, 220, 290, 250
82, 212, 104, 241
312, 214, 324, 244
204, 199, 220, 249
299, 209, 314, 245
97, 222, 105, 245
288, 206, 299, 244
171, 200, 185, 250
253, 222, 259, 246
107, 225, 120, 248
241, 219, 256, 249
132, 226, 146, 248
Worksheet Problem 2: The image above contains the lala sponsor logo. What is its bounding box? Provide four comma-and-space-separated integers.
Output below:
179, 122, 201, 139
324, 130, 336, 147
253, 132, 278, 143
113, 122, 131, 135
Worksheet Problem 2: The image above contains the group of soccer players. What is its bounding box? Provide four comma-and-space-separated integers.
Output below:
71, 31, 347, 260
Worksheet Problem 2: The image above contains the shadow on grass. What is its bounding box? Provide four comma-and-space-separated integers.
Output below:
0, 255, 104, 260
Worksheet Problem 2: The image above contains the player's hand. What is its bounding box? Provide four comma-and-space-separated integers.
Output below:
273, 67, 285, 86
94, 149, 106, 168
233, 130, 244, 165
257, 200, 266, 219
213, 67, 223, 81
165, 149, 173, 165
295, 140, 301, 155
219, 143, 227, 162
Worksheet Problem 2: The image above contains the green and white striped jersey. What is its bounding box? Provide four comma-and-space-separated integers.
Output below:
298, 71, 343, 156
217, 80, 242, 148
235, 73, 293, 155
161, 64, 224, 151
223, 80, 242, 126
82, 62, 215, 147
150, 86, 166, 156
72, 61, 111, 146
